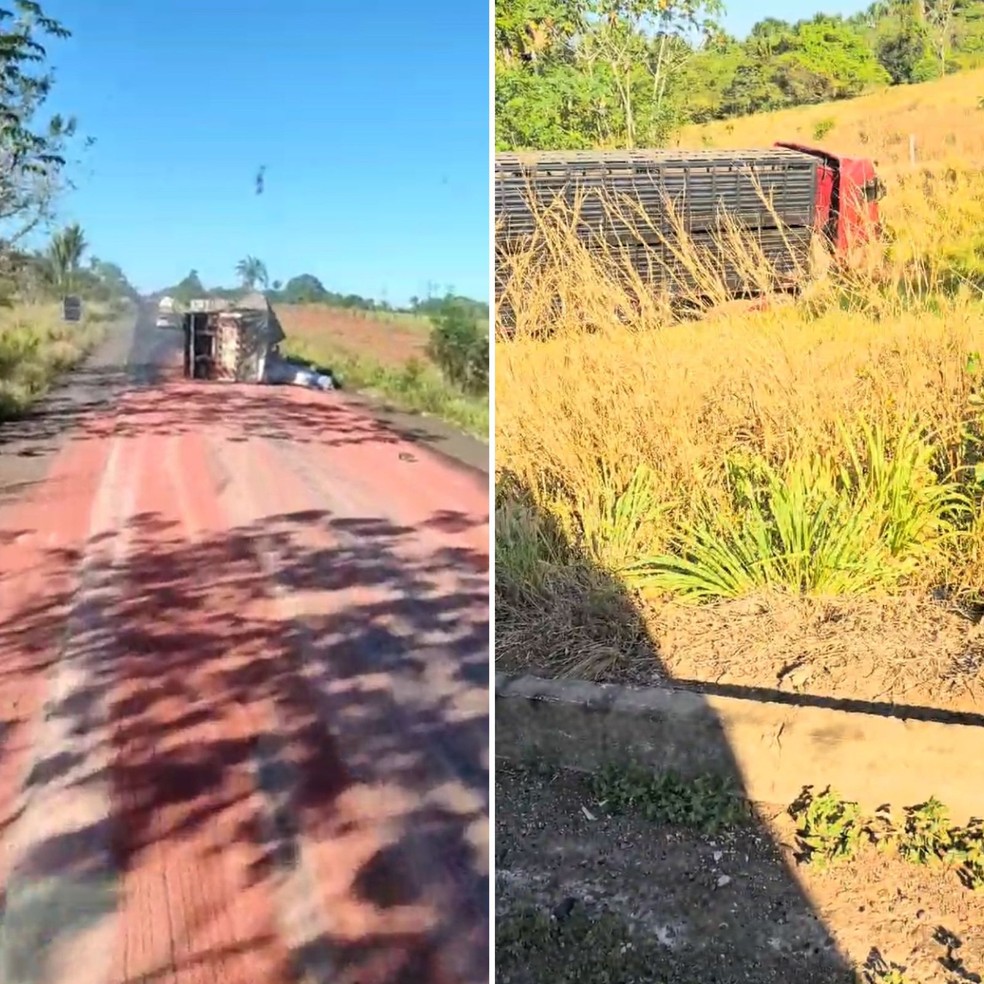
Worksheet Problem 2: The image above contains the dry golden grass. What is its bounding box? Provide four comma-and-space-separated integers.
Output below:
495, 72, 984, 706
0, 301, 108, 418
677, 67, 984, 170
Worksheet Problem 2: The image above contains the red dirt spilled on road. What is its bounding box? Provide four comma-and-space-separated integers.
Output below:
0, 425, 117, 888
0, 378, 489, 984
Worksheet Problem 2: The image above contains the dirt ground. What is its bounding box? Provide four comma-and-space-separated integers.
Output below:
496, 588, 984, 717
649, 593, 984, 715
496, 762, 984, 984
275, 304, 430, 367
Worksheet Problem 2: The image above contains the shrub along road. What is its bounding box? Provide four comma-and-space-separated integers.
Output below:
0, 305, 489, 984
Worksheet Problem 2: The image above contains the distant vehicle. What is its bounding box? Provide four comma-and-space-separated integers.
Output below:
156, 294, 183, 328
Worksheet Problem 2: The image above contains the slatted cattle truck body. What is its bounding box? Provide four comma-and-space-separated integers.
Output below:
494, 143, 883, 313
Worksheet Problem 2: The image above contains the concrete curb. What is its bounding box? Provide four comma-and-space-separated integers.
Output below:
495, 672, 984, 821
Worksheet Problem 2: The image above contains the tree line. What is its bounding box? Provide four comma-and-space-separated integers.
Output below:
8, 223, 139, 305
495, 0, 984, 149
161, 262, 490, 324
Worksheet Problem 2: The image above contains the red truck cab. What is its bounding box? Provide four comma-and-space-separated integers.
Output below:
774, 142, 884, 255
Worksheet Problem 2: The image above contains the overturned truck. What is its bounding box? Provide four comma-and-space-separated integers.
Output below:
181, 292, 337, 390
182, 292, 285, 382
494, 143, 885, 313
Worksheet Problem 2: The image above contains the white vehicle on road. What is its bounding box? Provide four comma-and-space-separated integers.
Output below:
156, 294, 178, 328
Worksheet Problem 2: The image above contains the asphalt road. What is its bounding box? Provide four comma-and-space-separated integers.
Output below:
0, 305, 490, 984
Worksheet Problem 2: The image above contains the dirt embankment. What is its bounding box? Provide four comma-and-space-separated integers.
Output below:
275, 304, 430, 368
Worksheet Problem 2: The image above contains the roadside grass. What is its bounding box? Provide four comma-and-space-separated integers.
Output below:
0, 302, 111, 421
284, 335, 489, 439
495, 72, 984, 685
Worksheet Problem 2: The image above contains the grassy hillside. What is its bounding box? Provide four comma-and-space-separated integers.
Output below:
679, 66, 984, 168
495, 70, 984, 708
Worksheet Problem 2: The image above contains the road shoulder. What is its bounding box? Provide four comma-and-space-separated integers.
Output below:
337, 390, 489, 475
0, 312, 138, 506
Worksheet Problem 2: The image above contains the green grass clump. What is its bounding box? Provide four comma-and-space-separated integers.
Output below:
629, 419, 967, 600
285, 336, 488, 438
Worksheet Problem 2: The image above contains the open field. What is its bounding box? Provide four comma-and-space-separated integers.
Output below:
495, 69, 984, 714
276, 303, 489, 438
0, 301, 113, 420
275, 303, 431, 367
495, 64, 984, 977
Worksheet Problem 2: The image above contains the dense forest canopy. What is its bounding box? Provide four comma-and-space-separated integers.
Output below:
495, 0, 984, 149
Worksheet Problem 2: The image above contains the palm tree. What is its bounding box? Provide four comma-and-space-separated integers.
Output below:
235, 255, 269, 290
46, 223, 88, 293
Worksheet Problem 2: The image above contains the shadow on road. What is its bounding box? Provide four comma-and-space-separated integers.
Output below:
494, 480, 857, 983
84, 380, 484, 468
0, 500, 489, 983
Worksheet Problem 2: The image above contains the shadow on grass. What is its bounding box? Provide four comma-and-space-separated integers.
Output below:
494, 475, 857, 984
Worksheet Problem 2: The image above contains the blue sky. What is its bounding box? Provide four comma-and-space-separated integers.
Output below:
40, 0, 489, 303
721, 1, 868, 36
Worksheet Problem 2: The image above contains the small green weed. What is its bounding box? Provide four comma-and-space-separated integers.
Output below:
592, 765, 747, 834
630, 419, 967, 600
791, 788, 984, 891
861, 951, 912, 984
951, 819, 984, 890
577, 462, 664, 574
813, 116, 836, 139
497, 906, 667, 983
495, 498, 568, 602
898, 798, 955, 865
790, 786, 865, 868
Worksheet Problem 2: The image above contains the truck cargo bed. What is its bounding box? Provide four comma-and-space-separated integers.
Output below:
495, 148, 818, 241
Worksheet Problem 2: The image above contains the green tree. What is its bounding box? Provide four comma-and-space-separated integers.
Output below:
45, 222, 86, 292
172, 269, 205, 303
427, 300, 489, 395
279, 273, 328, 303
0, 3, 85, 246
235, 255, 268, 290
579, 0, 722, 147
86, 257, 138, 301
775, 18, 891, 103
922, 0, 958, 72
877, 19, 938, 81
